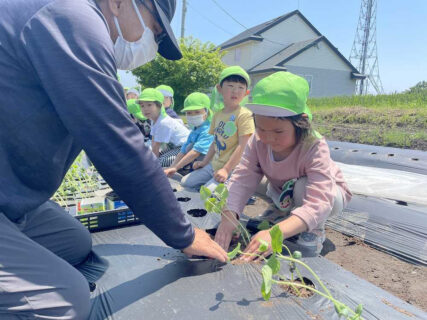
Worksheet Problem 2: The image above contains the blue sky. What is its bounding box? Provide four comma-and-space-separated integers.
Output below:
120, 0, 427, 94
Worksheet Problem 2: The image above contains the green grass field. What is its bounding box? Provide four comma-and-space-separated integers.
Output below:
308, 92, 427, 150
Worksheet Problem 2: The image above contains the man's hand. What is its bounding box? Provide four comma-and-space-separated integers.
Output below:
183, 228, 228, 262
241, 229, 273, 262
214, 210, 239, 251
163, 167, 177, 177
192, 161, 205, 170
213, 168, 229, 183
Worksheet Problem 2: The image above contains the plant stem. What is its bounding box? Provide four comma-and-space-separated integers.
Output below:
272, 279, 357, 317
277, 253, 333, 299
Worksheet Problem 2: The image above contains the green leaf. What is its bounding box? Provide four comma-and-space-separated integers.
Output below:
261, 281, 271, 301
269, 225, 283, 254
334, 303, 349, 318
200, 186, 211, 201
267, 255, 281, 275
261, 265, 273, 301
227, 242, 241, 260
218, 199, 227, 211
204, 198, 219, 212
215, 183, 229, 200
257, 220, 271, 230
258, 239, 269, 252
355, 304, 363, 315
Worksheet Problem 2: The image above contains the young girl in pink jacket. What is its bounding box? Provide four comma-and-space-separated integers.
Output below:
214, 72, 352, 258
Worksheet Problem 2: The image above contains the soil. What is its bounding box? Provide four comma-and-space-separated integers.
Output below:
243, 195, 427, 312
187, 208, 207, 217
177, 197, 191, 202
279, 277, 315, 298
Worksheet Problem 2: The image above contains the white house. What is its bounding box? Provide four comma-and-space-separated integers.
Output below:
219, 10, 364, 97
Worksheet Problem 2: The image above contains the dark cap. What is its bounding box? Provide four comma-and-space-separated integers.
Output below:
152, 0, 182, 60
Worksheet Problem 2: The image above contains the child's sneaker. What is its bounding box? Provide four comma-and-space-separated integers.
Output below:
296, 230, 326, 255
257, 203, 290, 223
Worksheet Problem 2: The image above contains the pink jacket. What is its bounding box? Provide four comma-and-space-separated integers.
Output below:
227, 134, 352, 231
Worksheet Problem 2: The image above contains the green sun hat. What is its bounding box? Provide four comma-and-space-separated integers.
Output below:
181, 92, 211, 112
219, 66, 251, 87
138, 88, 164, 104
126, 99, 146, 121
246, 71, 312, 118
155, 85, 174, 98
138, 88, 167, 117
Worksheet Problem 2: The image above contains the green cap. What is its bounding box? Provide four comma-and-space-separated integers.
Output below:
246, 72, 311, 118
126, 99, 146, 121
155, 85, 174, 98
219, 66, 250, 87
181, 92, 211, 112
138, 88, 164, 104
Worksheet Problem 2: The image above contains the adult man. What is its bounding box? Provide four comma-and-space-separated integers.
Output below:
0, 0, 227, 318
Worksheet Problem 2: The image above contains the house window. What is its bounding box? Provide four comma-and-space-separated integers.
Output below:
296, 74, 313, 94
234, 48, 241, 62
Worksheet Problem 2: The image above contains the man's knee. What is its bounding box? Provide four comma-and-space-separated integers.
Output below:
45, 269, 91, 319
69, 224, 92, 265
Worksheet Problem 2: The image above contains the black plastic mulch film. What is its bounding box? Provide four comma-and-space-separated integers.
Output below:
75, 176, 427, 319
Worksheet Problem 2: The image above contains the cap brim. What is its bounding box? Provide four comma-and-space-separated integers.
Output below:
153, 2, 182, 60
181, 106, 207, 112
246, 104, 297, 117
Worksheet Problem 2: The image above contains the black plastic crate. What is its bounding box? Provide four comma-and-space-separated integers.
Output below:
74, 207, 140, 232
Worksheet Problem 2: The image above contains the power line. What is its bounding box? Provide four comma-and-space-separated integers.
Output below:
208, 0, 291, 47
209, 0, 248, 30
186, 0, 235, 37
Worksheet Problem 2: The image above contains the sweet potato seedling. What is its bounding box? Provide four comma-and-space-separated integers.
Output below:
258, 225, 364, 320
200, 184, 251, 254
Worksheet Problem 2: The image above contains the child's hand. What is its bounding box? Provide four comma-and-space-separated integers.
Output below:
214, 210, 239, 251
214, 168, 229, 183
163, 167, 177, 177
240, 230, 273, 262
192, 161, 205, 170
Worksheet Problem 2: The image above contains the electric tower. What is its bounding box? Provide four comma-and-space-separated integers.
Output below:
349, 0, 384, 95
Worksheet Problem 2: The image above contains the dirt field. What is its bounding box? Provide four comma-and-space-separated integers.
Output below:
243, 196, 427, 312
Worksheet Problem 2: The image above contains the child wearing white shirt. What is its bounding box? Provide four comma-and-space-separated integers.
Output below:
139, 88, 189, 167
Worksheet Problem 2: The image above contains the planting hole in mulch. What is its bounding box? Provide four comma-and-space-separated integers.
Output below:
395, 200, 408, 206
279, 277, 315, 298
187, 209, 207, 217
370, 152, 377, 155
388, 153, 395, 157
172, 188, 177, 192
177, 197, 191, 202
351, 149, 359, 152
333, 147, 340, 150
411, 158, 419, 161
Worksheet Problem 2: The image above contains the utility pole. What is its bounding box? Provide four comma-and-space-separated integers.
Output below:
180, 0, 187, 39
349, 0, 384, 95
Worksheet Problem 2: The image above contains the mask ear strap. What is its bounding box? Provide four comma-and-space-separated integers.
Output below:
132, 0, 147, 30
114, 17, 124, 38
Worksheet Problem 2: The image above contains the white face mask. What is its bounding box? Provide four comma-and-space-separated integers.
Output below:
113, 0, 158, 70
186, 114, 206, 128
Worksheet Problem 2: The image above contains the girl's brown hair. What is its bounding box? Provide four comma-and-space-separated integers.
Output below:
278, 114, 315, 145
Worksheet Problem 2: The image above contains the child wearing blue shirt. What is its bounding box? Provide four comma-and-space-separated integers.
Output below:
164, 92, 214, 177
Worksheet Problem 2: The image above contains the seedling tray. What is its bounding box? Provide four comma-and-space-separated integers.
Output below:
74, 207, 139, 232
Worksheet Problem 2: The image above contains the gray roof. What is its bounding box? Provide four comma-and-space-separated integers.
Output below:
218, 10, 321, 49
249, 37, 323, 74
